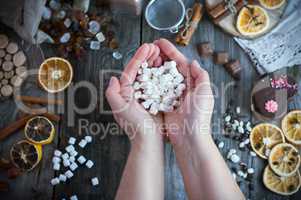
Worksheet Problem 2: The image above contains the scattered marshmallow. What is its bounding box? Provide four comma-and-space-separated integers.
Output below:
65, 170, 74, 179
69, 156, 76, 163
59, 174, 67, 182
52, 157, 61, 164
62, 153, 69, 160
69, 150, 78, 157
77, 156, 87, 164
68, 137, 76, 145
65, 145, 75, 153
54, 150, 62, 157
247, 168, 255, 174
70, 195, 78, 200
63, 159, 71, 167
250, 151, 257, 157
79, 139, 87, 148
51, 178, 60, 185
230, 154, 240, 163
84, 136, 92, 143
85, 160, 94, 168
53, 163, 61, 171
91, 177, 99, 186
69, 162, 78, 171
218, 142, 225, 149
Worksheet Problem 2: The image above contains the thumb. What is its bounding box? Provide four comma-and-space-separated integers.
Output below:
105, 76, 126, 112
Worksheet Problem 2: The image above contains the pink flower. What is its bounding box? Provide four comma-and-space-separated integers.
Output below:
265, 100, 278, 113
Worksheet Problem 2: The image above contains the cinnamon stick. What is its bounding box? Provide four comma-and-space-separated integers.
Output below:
208, 1, 227, 19
0, 113, 60, 141
176, 3, 204, 46
16, 95, 64, 105
213, 0, 244, 24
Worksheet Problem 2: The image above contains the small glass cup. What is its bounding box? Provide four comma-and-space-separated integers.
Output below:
145, 0, 186, 33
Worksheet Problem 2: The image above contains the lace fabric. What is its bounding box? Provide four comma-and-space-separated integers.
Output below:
234, 0, 301, 75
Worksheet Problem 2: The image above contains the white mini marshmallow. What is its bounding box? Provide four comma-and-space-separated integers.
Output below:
53, 163, 60, 171
141, 62, 148, 68
85, 160, 94, 168
65, 145, 75, 153
63, 159, 71, 167
65, 170, 74, 179
91, 177, 99, 186
62, 153, 69, 160
59, 174, 67, 182
69, 150, 78, 157
54, 150, 62, 157
68, 137, 76, 145
77, 156, 87, 164
69, 156, 76, 163
78, 139, 87, 148
70, 195, 78, 200
69, 162, 78, 171
50, 178, 60, 185
84, 136, 92, 143
52, 157, 61, 164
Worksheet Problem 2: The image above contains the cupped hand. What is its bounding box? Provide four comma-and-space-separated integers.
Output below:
105, 43, 164, 146
154, 39, 215, 150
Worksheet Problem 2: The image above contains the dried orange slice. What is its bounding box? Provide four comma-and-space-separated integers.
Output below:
259, 0, 286, 10
38, 57, 73, 93
250, 123, 285, 159
282, 110, 301, 145
10, 140, 42, 171
24, 116, 55, 145
269, 143, 300, 177
236, 5, 269, 37
263, 166, 301, 195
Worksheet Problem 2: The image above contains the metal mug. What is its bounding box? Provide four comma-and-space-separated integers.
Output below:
145, 0, 186, 33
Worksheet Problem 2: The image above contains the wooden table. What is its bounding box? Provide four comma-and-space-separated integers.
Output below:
0, 0, 300, 199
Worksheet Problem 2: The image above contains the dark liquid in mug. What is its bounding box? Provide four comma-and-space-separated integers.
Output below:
147, 0, 183, 28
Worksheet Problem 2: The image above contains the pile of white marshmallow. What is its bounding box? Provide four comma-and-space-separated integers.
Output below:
133, 61, 186, 115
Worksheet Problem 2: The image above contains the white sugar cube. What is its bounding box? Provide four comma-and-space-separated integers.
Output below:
52, 157, 61, 164
70, 195, 78, 200
84, 136, 92, 143
53, 163, 60, 171
69, 156, 76, 163
78, 139, 87, 148
69, 162, 78, 171
59, 174, 67, 182
77, 156, 86, 164
68, 137, 76, 145
63, 159, 71, 167
69, 150, 78, 157
65, 170, 74, 179
85, 160, 94, 168
54, 150, 62, 157
96, 32, 106, 43
62, 153, 69, 160
91, 177, 99, 186
65, 145, 75, 153
50, 177, 60, 185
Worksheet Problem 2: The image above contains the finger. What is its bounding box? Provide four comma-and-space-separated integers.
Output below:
153, 56, 163, 67
120, 44, 150, 86
106, 77, 126, 112
148, 45, 160, 66
190, 60, 210, 85
155, 38, 189, 77
147, 43, 156, 60
120, 85, 135, 102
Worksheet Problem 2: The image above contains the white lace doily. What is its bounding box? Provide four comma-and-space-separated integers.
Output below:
235, 0, 301, 75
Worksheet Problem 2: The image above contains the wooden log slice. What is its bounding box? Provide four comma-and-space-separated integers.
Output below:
0, 58, 2, 66
0, 71, 3, 80
0, 49, 5, 58
6, 42, 18, 54
15, 66, 27, 77
1, 85, 13, 97
2, 61, 14, 72
4, 71, 14, 79
13, 51, 26, 67
10, 76, 23, 87
4, 54, 12, 61
1, 79, 8, 85
0, 34, 9, 49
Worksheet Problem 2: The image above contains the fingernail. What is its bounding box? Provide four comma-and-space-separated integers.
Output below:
109, 77, 115, 86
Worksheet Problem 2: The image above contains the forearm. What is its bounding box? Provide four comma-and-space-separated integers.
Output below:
115, 131, 164, 200
174, 134, 244, 200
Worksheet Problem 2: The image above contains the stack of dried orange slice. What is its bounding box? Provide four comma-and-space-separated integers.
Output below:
10, 116, 56, 172
250, 117, 301, 195
259, 0, 286, 10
